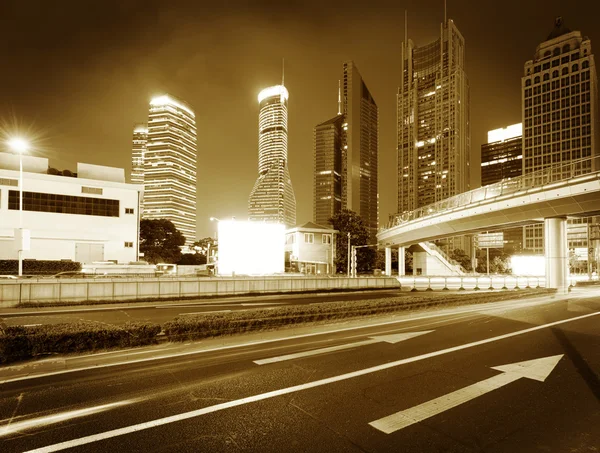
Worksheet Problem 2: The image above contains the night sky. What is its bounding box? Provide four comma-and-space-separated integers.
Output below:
1, 0, 597, 239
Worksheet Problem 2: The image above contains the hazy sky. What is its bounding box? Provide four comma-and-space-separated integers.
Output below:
1, 0, 597, 239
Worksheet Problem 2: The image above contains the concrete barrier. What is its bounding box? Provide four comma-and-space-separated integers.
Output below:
0, 276, 400, 307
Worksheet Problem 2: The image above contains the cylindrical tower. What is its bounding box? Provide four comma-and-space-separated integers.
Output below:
257, 85, 289, 174
249, 85, 296, 227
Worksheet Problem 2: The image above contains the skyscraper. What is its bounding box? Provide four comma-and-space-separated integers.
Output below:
397, 18, 470, 213
314, 114, 344, 226
521, 18, 598, 258
314, 86, 343, 227
480, 123, 524, 255
249, 85, 296, 227
142, 94, 197, 246
481, 123, 523, 187
341, 61, 379, 239
131, 123, 147, 186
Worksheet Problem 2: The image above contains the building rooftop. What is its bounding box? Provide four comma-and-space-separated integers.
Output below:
546, 17, 572, 41
316, 114, 344, 128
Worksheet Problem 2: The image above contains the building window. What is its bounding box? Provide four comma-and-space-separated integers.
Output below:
125, 208, 135, 214
124, 242, 134, 248
82, 186, 103, 195
0, 178, 18, 187
304, 233, 314, 244
322, 234, 332, 244
8, 190, 120, 217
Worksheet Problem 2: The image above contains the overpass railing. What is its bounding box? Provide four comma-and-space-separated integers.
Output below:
384, 155, 599, 230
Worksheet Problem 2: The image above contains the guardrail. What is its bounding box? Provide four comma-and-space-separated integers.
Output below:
397, 275, 575, 291
0, 276, 400, 307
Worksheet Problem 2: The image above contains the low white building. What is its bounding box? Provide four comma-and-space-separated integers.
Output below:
0, 152, 142, 264
285, 222, 337, 275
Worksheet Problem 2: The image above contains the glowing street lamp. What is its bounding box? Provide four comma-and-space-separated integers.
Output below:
7, 137, 30, 277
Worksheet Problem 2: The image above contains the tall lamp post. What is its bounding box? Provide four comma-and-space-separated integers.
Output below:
8, 138, 29, 277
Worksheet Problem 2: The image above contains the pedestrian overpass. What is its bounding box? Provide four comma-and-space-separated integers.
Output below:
378, 157, 600, 292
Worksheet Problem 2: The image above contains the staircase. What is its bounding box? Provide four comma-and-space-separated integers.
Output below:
419, 241, 467, 276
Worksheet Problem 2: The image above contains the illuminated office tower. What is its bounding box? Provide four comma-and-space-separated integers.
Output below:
341, 61, 379, 240
249, 85, 296, 227
481, 123, 523, 187
397, 18, 470, 253
521, 18, 598, 257
131, 123, 147, 186
480, 124, 523, 254
143, 94, 197, 246
398, 18, 470, 211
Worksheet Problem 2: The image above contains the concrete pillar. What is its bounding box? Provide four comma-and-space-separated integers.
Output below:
385, 247, 392, 276
398, 246, 406, 276
544, 217, 568, 293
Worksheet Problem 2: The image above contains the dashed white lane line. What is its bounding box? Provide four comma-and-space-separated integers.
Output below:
24, 310, 600, 453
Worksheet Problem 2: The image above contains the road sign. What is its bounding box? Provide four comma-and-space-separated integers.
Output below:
475, 232, 504, 248
369, 354, 563, 434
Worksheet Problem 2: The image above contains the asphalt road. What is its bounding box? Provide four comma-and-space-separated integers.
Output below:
0, 289, 406, 326
1, 288, 599, 452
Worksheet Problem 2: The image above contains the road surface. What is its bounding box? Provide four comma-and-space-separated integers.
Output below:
0, 287, 598, 452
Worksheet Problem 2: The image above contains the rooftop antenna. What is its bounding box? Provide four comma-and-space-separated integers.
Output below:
404, 10, 408, 44
282, 58, 285, 86
337, 80, 342, 115
444, 0, 447, 23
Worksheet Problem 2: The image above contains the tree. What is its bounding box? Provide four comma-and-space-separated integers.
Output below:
192, 237, 216, 257
329, 210, 377, 274
140, 219, 186, 264
449, 248, 473, 272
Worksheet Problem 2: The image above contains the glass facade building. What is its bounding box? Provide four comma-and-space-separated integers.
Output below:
248, 85, 297, 227
141, 94, 197, 246
313, 114, 344, 226
131, 123, 147, 186
397, 19, 470, 255
341, 61, 379, 240
398, 19, 470, 214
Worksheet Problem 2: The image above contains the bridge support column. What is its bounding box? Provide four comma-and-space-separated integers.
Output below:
544, 217, 568, 293
385, 247, 392, 276
398, 246, 406, 276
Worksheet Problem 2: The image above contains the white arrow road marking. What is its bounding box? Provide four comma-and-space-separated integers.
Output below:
0, 400, 136, 438
369, 354, 564, 434
253, 331, 433, 365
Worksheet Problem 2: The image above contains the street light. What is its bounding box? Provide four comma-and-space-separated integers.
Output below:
8, 137, 30, 277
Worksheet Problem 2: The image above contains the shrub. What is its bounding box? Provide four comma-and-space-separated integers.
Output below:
0, 321, 161, 364
0, 260, 81, 275
163, 290, 553, 342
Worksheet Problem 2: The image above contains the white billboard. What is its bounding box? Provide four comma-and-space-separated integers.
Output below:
217, 221, 285, 276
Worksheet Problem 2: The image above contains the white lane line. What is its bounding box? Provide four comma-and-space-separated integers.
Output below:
369, 355, 563, 433
0, 296, 568, 384
24, 311, 600, 453
253, 331, 433, 365
1, 400, 134, 438
22, 324, 42, 327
